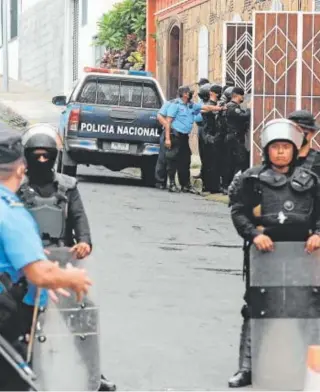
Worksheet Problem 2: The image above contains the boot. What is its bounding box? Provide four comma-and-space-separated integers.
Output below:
228, 319, 252, 388
98, 375, 116, 391
168, 181, 180, 193
181, 184, 199, 194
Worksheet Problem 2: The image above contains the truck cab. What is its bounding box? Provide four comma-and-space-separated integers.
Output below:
52, 67, 165, 186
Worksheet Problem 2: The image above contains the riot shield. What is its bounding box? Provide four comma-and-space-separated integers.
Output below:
250, 242, 320, 390
32, 247, 100, 391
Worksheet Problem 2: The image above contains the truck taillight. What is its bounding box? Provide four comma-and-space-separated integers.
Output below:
68, 109, 80, 132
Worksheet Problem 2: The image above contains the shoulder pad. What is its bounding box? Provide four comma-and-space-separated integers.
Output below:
1, 195, 24, 207
55, 173, 77, 189
242, 165, 265, 179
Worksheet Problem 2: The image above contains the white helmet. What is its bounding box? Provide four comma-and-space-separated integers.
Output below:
22, 123, 62, 150
260, 119, 304, 151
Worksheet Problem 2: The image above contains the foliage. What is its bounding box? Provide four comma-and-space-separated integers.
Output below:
96, 0, 146, 50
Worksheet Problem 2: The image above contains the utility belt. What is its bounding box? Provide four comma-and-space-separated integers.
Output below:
0, 273, 28, 336
171, 128, 189, 138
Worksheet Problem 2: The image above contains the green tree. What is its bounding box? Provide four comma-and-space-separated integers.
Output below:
96, 0, 146, 50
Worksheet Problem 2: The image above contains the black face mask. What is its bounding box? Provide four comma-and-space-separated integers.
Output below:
25, 149, 57, 185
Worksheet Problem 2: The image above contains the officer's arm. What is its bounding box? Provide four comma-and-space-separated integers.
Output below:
67, 187, 92, 248
157, 113, 168, 128
231, 182, 261, 241
1, 210, 77, 289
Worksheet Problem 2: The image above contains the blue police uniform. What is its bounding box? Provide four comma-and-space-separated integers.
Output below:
0, 185, 48, 307
165, 99, 203, 189
155, 99, 178, 187
167, 99, 203, 134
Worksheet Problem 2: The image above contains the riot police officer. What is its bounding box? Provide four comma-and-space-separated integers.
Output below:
164, 86, 224, 192
0, 127, 92, 391
224, 87, 250, 188
194, 78, 210, 180
18, 123, 116, 391
201, 84, 223, 193
228, 119, 320, 388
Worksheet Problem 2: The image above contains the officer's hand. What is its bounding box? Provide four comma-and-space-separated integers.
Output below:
253, 234, 274, 252
305, 234, 320, 254
48, 288, 71, 303
70, 242, 91, 259
165, 138, 171, 149
65, 263, 92, 302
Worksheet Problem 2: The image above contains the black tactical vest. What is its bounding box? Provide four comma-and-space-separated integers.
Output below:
19, 174, 77, 246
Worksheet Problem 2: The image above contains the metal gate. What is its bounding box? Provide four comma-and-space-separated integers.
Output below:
223, 22, 253, 94
251, 12, 320, 165
72, 0, 79, 82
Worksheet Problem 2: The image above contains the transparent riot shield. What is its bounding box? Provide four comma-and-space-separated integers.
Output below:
250, 242, 320, 390
32, 247, 100, 391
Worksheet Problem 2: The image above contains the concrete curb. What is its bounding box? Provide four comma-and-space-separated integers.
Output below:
0, 101, 30, 130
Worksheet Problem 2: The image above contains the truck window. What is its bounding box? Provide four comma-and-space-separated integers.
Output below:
142, 85, 161, 109
77, 77, 162, 108
120, 82, 142, 108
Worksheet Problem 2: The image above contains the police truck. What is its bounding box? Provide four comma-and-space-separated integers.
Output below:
52, 67, 165, 186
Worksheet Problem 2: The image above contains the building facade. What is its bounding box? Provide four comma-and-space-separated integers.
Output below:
0, 0, 119, 95
146, 0, 315, 99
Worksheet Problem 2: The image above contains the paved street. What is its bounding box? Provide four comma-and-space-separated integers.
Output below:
1, 113, 245, 390
76, 165, 244, 390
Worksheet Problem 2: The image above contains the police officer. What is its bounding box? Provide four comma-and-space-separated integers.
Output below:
155, 98, 178, 189
194, 78, 210, 180
0, 127, 92, 391
228, 119, 320, 388
18, 123, 116, 391
224, 87, 250, 189
164, 86, 224, 192
288, 110, 320, 176
201, 84, 223, 193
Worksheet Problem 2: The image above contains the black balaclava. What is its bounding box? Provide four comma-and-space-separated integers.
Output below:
25, 148, 57, 185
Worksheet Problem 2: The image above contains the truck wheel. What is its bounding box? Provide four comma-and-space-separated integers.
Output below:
62, 165, 77, 177
141, 158, 157, 187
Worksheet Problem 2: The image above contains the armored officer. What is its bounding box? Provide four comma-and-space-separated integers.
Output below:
288, 110, 320, 176
155, 98, 178, 189
201, 84, 223, 193
18, 123, 116, 391
164, 85, 224, 192
0, 127, 92, 391
194, 78, 210, 180
224, 87, 250, 188
228, 119, 320, 388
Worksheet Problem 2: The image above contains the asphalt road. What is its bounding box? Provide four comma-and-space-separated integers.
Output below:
76, 165, 244, 391
0, 120, 245, 390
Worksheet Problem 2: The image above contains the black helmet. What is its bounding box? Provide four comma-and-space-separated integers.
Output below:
198, 83, 211, 101
288, 110, 319, 132
223, 86, 234, 100
178, 85, 191, 97
22, 123, 61, 150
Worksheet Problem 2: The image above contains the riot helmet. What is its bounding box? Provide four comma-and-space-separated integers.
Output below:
220, 86, 234, 104
288, 110, 319, 148
198, 83, 211, 101
260, 119, 304, 165
22, 123, 62, 184
210, 84, 222, 100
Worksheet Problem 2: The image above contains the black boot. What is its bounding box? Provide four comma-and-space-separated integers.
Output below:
228, 320, 251, 388
98, 375, 116, 391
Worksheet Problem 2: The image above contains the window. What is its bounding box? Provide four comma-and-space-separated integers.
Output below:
77, 78, 161, 109
81, 0, 88, 26
315, 0, 320, 10
10, 0, 18, 40
198, 25, 209, 81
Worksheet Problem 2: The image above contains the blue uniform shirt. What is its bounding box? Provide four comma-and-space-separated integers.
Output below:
0, 184, 48, 307
167, 99, 203, 134
158, 99, 179, 117
194, 98, 203, 124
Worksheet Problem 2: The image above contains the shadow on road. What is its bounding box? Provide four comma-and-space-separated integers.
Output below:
77, 173, 144, 188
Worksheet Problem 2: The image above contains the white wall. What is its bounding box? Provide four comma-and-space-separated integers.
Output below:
78, 0, 120, 74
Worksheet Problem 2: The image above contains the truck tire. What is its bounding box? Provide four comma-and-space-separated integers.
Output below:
141, 158, 157, 187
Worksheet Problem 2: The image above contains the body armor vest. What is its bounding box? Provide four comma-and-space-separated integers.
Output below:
19, 174, 76, 246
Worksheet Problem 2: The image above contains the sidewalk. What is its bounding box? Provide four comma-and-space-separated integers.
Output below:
0, 76, 61, 129
0, 76, 228, 204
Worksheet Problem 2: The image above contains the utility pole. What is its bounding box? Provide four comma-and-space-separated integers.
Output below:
2, 0, 9, 92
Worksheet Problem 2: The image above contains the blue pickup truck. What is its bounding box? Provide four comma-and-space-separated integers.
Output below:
52, 67, 165, 186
